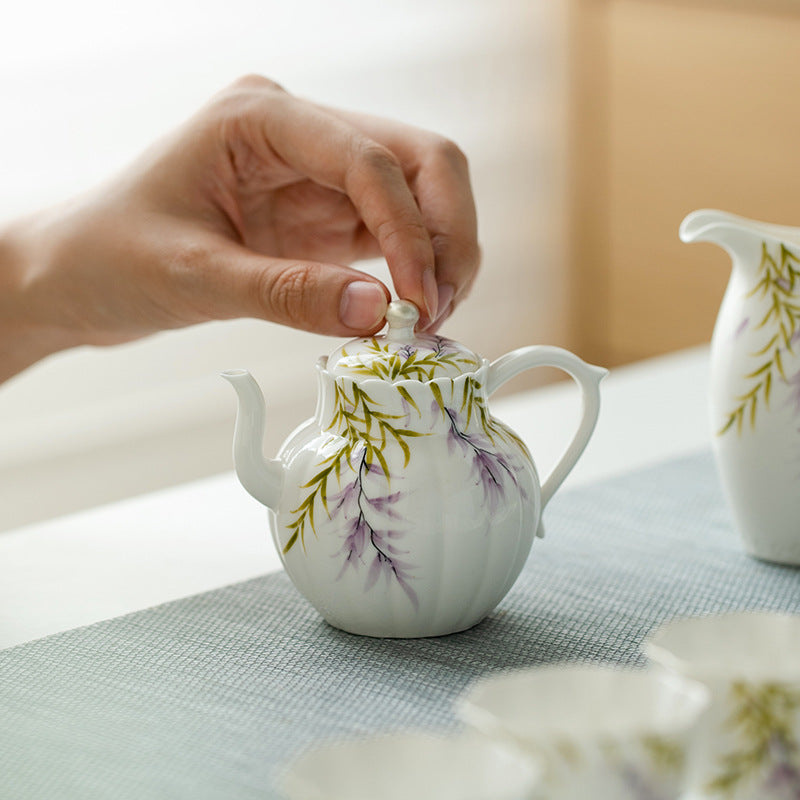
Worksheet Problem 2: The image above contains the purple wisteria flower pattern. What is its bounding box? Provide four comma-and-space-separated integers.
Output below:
283, 371, 532, 605
442, 405, 526, 512
328, 443, 417, 607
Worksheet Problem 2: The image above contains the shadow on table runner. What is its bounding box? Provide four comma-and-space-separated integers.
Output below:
1, 449, 798, 799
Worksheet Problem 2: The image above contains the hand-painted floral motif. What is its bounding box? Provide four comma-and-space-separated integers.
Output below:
336, 336, 481, 381
284, 375, 532, 605
329, 443, 417, 606
283, 381, 422, 552
433, 378, 529, 512
721, 242, 800, 435
705, 682, 800, 798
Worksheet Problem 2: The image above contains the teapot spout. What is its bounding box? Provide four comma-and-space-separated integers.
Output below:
222, 370, 284, 511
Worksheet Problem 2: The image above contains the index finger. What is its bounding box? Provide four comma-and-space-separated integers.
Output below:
317, 106, 480, 327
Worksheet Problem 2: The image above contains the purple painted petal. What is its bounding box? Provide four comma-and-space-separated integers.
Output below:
363, 554, 384, 591
365, 461, 386, 477
364, 491, 404, 512
399, 345, 416, 360
330, 481, 359, 512
334, 548, 358, 580
395, 575, 419, 609
733, 316, 750, 340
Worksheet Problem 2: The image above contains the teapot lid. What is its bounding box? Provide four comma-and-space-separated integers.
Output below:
326, 300, 482, 382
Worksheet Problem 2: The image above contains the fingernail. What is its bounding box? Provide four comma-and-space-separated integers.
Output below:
339, 281, 388, 330
435, 283, 455, 322
422, 268, 438, 323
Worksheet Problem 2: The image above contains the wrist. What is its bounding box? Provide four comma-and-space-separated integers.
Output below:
0, 213, 78, 383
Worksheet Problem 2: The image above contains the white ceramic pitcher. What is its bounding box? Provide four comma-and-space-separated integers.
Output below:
681, 209, 800, 565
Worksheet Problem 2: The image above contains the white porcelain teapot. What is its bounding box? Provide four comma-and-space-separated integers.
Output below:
224, 301, 606, 638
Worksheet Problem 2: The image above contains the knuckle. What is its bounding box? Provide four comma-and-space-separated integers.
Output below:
355, 142, 403, 178
429, 231, 452, 261
259, 263, 317, 325
376, 214, 429, 249
229, 73, 284, 93
207, 75, 288, 142
210, 75, 285, 116
430, 136, 469, 172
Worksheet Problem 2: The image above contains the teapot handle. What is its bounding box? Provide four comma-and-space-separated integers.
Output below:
487, 346, 607, 508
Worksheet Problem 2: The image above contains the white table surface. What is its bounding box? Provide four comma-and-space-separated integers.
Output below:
0, 346, 711, 651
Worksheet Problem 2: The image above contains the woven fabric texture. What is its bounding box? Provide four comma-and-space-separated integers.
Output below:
1, 450, 798, 798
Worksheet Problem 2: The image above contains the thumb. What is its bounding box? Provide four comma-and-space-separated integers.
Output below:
182, 241, 390, 336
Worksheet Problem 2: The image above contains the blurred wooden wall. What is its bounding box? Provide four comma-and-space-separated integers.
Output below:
566, 0, 800, 366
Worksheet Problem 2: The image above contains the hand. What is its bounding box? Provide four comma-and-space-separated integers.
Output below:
0, 75, 479, 382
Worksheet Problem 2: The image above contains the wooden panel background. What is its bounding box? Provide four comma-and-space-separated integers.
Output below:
568, 0, 800, 366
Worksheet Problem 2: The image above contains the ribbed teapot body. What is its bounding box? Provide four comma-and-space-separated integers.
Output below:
270, 363, 540, 638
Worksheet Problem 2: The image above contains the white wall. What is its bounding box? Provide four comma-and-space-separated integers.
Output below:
0, 0, 567, 531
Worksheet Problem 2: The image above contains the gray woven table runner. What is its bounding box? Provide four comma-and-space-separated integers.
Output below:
1, 450, 798, 799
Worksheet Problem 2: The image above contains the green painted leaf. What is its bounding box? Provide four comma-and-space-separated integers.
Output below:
374, 444, 391, 479
752, 333, 779, 356
283, 530, 299, 554
364, 443, 373, 470
704, 681, 800, 795
430, 382, 445, 416
722, 240, 800, 436
460, 378, 470, 412
397, 385, 420, 416
776, 347, 786, 379
745, 361, 771, 379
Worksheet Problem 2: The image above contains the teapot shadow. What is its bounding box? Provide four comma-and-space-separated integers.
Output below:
324, 606, 601, 675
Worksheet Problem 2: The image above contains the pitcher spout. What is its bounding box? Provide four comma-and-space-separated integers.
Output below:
680, 209, 800, 263
222, 370, 284, 511
679, 209, 761, 260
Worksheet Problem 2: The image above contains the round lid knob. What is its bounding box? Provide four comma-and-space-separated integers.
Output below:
385, 300, 419, 343
325, 300, 482, 382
